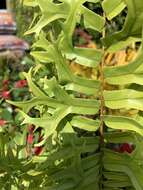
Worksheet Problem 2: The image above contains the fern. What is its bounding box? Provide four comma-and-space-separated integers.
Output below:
4, 0, 143, 189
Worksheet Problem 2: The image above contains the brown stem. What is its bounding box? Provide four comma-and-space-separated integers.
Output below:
99, 13, 106, 190
99, 13, 106, 145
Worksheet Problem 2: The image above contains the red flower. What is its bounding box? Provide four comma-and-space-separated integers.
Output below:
34, 146, 43, 155
75, 28, 92, 42
28, 125, 35, 133
27, 134, 34, 144
1, 90, 11, 99
34, 132, 43, 155
0, 119, 7, 126
14, 80, 27, 88
2, 80, 9, 90
119, 143, 133, 153
2, 79, 9, 86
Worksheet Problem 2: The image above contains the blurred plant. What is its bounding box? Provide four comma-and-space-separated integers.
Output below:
10, 0, 35, 43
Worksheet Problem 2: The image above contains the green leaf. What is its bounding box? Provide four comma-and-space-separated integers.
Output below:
103, 0, 143, 47
107, 37, 141, 53
23, 68, 47, 97
25, 0, 69, 35
66, 47, 103, 68
24, 0, 38, 7
103, 171, 130, 182
64, 81, 99, 96
30, 51, 53, 63
102, 0, 126, 20
62, 0, 86, 49
104, 89, 143, 110
20, 107, 70, 145
103, 149, 143, 190
104, 131, 137, 144
71, 116, 100, 131
104, 43, 143, 85
104, 115, 143, 136
32, 35, 101, 95
82, 6, 105, 32
8, 94, 99, 115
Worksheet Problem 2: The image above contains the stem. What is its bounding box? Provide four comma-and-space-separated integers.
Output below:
99, 15, 105, 145
99, 13, 106, 190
